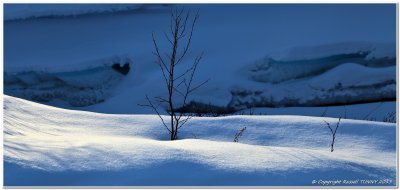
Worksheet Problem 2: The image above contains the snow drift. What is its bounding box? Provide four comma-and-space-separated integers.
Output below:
246, 42, 395, 84
4, 56, 132, 107
230, 63, 395, 109
3, 95, 396, 186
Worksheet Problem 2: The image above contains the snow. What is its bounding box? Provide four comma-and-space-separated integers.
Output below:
245, 42, 395, 84
3, 5, 397, 186
229, 63, 395, 110
308, 63, 395, 90
272, 42, 395, 61
4, 4, 396, 114
238, 101, 395, 122
4, 64, 126, 107
3, 4, 166, 21
3, 95, 396, 186
246, 47, 395, 84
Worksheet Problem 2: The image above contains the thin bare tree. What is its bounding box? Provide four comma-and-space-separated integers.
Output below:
323, 118, 342, 152
141, 8, 208, 140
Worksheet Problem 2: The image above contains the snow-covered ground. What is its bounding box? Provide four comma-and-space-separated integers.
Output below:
3, 4, 397, 187
3, 95, 396, 186
239, 101, 395, 122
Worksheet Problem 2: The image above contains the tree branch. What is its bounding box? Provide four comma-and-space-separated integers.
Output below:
175, 11, 199, 65
139, 95, 171, 133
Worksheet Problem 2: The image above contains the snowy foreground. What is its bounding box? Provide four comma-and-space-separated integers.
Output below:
4, 95, 396, 186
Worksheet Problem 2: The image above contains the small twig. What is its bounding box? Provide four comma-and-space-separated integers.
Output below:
233, 127, 247, 142
138, 95, 171, 133
323, 118, 341, 152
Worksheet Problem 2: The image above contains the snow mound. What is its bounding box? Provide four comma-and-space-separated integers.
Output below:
246, 42, 395, 83
230, 63, 395, 109
4, 95, 396, 185
4, 56, 132, 106
4, 4, 168, 21
274, 42, 395, 61
309, 63, 395, 90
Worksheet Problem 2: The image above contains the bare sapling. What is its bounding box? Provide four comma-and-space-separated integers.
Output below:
140, 8, 208, 140
323, 118, 342, 152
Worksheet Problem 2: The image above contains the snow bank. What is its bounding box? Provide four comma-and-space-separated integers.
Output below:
308, 63, 395, 90
4, 4, 167, 21
274, 42, 395, 61
4, 56, 132, 106
230, 63, 395, 109
4, 95, 396, 186
3, 43, 395, 112
246, 42, 395, 83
